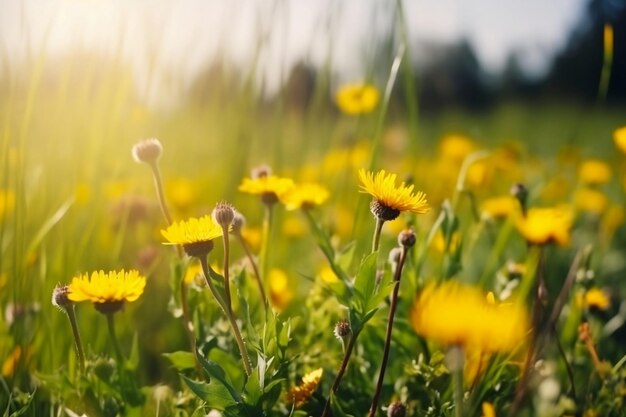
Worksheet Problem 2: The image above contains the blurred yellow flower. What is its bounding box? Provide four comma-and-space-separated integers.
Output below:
335, 83, 379, 115
184, 261, 202, 285
241, 227, 263, 252
2, 346, 22, 378
578, 159, 612, 185
238, 175, 295, 204
433, 231, 460, 253
614, 126, 626, 153
466, 160, 492, 188
68, 270, 146, 310
287, 368, 323, 408
438, 134, 477, 163
515, 206, 573, 246
601, 205, 625, 241
323, 141, 371, 175
480, 196, 520, 220
574, 188, 608, 215
280, 182, 330, 210
281, 215, 307, 238
584, 288, 610, 310
481, 402, 496, 417
318, 265, 339, 284
167, 178, 197, 212
269, 268, 293, 311
410, 281, 529, 353
358, 169, 430, 221
0, 189, 15, 220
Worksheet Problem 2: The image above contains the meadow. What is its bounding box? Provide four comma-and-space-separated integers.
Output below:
1, 23, 626, 417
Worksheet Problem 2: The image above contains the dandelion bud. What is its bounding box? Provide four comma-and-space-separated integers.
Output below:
132, 138, 163, 164
398, 228, 416, 248
334, 318, 351, 341
52, 285, 71, 309
387, 402, 407, 417
231, 211, 246, 235
212, 201, 235, 228
251, 164, 272, 179
510, 183, 528, 214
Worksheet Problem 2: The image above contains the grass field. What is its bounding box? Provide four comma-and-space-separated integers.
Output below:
1, 24, 626, 417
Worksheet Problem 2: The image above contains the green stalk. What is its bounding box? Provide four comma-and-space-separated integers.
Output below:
260, 203, 274, 280
65, 305, 85, 373
235, 232, 268, 312
372, 217, 385, 253
321, 332, 359, 417
220, 226, 232, 313
106, 313, 125, 364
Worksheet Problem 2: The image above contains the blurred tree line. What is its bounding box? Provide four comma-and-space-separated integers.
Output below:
186, 0, 626, 113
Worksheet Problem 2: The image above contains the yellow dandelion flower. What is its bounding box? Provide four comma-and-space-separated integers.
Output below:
574, 188, 609, 215
578, 159, 612, 185
68, 269, 146, 314
480, 196, 520, 220
238, 175, 295, 205
268, 268, 293, 311
410, 281, 529, 353
358, 169, 430, 221
161, 215, 223, 257
438, 134, 477, 163
515, 206, 573, 246
335, 83, 379, 115
287, 368, 323, 408
584, 288, 610, 310
280, 182, 330, 211
614, 126, 626, 153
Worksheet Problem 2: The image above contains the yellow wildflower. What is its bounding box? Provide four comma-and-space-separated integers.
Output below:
574, 188, 608, 215
184, 261, 202, 285
238, 175, 295, 205
287, 368, 323, 408
268, 268, 293, 311
613, 126, 626, 153
578, 159, 612, 185
584, 288, 610, 310
0, 189, 15, 220
358, 169, 430, 221
482, 402, 496, 417
280, 182, 330, 210
515, 206, 573, 246
410, 281, 529, 353
335, 83, 379, 115
68, 269, 146, 313
438, 134, 477, 163
161, 215, 223, 257
480, 196, 520, 220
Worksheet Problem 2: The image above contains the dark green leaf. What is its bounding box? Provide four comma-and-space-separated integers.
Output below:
163, 351, 196, 371
196, 351, 243, 403
182, 375, 239, 411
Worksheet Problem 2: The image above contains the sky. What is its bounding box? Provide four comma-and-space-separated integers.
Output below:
0, 0, 589, 100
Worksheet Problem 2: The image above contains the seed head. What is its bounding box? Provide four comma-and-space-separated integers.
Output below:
52, 285, 72, 309
334, 318, 352, 341
212, 201, 235, 228
398, 228, 416, 248
387, 402, 407, 417
132, 138, 163, 164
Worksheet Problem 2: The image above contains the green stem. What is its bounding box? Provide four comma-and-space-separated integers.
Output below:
446, 345, 465, 417
368, 245, 408, 417
260, 204, 274, 281
236, 232, 268, 312
199, 257, 252, 376
65, 305, 85, 373
221, 226, 232, 313
149, 162, 172, 226
321, 332, 359, 417
106, 313, 125, 364
180, 278, 203, 379
372, 217, 385, 253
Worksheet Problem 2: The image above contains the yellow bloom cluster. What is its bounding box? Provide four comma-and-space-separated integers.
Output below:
335, 83, 379, 115
410, 281, 529, 353
516, 206, 573, 246
358, 169, 430, 216
161, 215, 223, 246
68, 270, 146, 304
287, 368, 323, 408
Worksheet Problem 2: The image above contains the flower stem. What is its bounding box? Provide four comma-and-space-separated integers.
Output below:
221, 226, 232, 313
446, 345, 465, 417
106, 313, 125, 364
236, 232, 268, 312
65, 305, 85, 373
180, 278, 203, 379
199, 257, 252, 376
149, 162, 173, 226
372, 217, 385, 253
368, 245, 408, 417
260, 204, 274, 280
321, 332, 358, 417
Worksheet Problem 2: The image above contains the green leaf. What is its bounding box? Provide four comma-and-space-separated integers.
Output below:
196, 351, 243, 403
352, 252, 378, 312
182, 375, 239, 411
163, 351, 197, 371
303, 209, 351, 283
127, 332, 140, 370
243, 368, 262, 406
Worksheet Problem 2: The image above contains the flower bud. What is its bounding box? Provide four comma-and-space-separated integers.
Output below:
387, 402, 406, 417
52, 285, 71, 309
398, 228, 416, 248
333, 318, 351, 341
212, 201, 235, 228
132, 138, 163, 164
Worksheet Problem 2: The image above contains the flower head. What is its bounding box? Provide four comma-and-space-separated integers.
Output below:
480, 196, 520, 220
614, 126, 626, 153
238, 175, 295, 206
583, 288, 610, 310
335, 83, 379, 115
286, 368, 323, 408
68, 270, 146, 314
578, 159, 612, 185
132, 138, 163, 164
410, 281, 529, 353
574, 188, 608, 215
280, 182, 330, 210
161, 215, 223, 257
516, 206, 573, 246
358, 169, 430, 221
